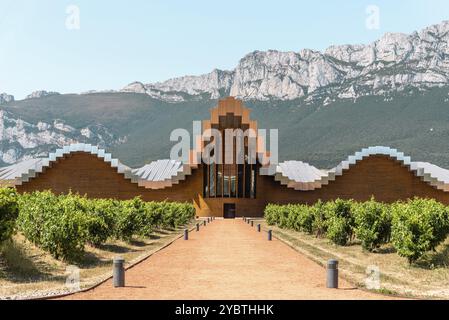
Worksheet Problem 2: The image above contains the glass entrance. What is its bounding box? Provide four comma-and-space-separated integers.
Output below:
223, 203, 236, 219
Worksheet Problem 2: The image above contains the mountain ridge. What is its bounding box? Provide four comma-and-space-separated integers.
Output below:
2, 21, 449, 168
120, 20, 449, 102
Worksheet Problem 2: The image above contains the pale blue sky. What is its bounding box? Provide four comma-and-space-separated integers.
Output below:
1, 0, 448, 99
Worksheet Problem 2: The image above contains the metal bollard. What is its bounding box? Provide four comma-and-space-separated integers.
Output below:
113, 257, 125, 287
184, 229, 189, 240
268, 230, 272, 241
327, 259, 339, 289
251, 221, 254, 227
243, 217, 246, 222
247, 219, 250, 224
207, 217, 210, 223
257, 224, 261, 232
203, 220, 206, 226
196, 223, 200, 232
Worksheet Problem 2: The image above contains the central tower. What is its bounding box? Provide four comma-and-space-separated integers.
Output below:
196, 97, 270, 218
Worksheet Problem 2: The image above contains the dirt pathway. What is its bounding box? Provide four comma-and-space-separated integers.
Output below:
62, 219, 391, 300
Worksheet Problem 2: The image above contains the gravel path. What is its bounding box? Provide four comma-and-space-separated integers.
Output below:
61, 219, 390, 300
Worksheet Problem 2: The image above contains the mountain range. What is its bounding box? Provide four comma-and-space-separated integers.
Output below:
2, 20, 449, 168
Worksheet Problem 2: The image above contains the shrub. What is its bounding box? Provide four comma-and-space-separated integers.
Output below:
285, 205, 299, 230
353, 198, 391, 251
41, 200, 89, 261
84, 212, 110, 247
264, 204, 281, 226
18, 191, 89, 261
113, 197, 146, 241
0, 188, 19, 243
311, 200, 327, 237
391, 198, 449, 264
16, 191, 195, 260
17, 190, 59, 246
277, 205, 291, 229
324, 199, 355, 246
176, 202, 195, 226
144, 201, 164, 228
296, 205, 315, 234
161, 202, 177, 229
89, 198, 118, 232
325, 215, 350, 246
264, 198, 449, 262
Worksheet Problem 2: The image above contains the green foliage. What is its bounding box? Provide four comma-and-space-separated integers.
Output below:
264, 197, 449, 263
18, 191, 87, 260
353, 198, 391, 251
113, 197, 146, 241
7, 88, 449, 169
17, 190, 58, 247
263, 204, 314, 233
324, 199, 355, 246
87, 198, 119, 245
293, 205, 315, 233
0, 188, 19, 243
172, 201, 195, 226
264, 204, 281, 226
311, 200, 327, 237
17, 191, 195, 261
391, 198, 449, 264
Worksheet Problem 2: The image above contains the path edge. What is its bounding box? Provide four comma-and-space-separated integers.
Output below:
26, 223, 199, 301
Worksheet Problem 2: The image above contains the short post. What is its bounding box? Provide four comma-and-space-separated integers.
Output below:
113, 257, 125, 288
196, 223, 200, 231
251, 221, 254, 227
243, 217, 246, 222
267, 229, 272, 241
203, 220, 206, 226
327, 259, 339, 289
184, 229, 189, 240
247, 219, 250, 224
257, 224, 261, 232
207, 217, 210, 223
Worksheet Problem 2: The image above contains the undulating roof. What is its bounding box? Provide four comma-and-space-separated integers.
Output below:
0, 144, 192, 189
0, 143, 134, 186
132, 159, 193, 189
2, 144, 449, 192
260, 146, 449, 192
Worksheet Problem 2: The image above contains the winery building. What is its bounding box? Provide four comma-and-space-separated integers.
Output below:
1, 97, 449, 218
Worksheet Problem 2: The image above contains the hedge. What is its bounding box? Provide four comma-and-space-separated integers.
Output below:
391, 198, 449, 263
16, 190, 195, 261
323, 199, 355, 246
0, 188, 19, 244
265, 198, 449, 264
353, 198, 391, 251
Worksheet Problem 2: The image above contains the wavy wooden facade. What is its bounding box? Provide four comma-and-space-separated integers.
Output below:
13, 97, 449, 217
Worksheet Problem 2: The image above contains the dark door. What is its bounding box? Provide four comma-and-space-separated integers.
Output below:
223, 203, 236, 219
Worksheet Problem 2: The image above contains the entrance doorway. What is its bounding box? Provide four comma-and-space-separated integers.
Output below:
223, 203, 236, 219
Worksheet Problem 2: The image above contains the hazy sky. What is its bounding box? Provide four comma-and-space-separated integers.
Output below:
1, 0, 449, 99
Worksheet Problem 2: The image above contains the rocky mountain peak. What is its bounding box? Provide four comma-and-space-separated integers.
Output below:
119, 20, 449, 102
26, 90, 60, 99
0, 93, 14, 105
0, 110, 125, 165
